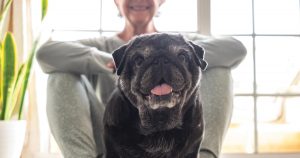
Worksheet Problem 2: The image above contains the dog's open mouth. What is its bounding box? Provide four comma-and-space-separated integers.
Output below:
143, 81, 181, 110
150, 83, 173, 96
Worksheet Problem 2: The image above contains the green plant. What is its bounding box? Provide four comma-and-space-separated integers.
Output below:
0, 0, 48, 120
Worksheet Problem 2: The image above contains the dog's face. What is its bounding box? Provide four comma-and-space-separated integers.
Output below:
113, 33, 207, 133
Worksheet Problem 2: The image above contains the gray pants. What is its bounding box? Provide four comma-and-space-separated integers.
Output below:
46, 68, 233, 158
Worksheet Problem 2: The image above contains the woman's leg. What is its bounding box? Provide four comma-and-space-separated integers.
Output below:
199, 68, 234, 158
47, 73, 103, 158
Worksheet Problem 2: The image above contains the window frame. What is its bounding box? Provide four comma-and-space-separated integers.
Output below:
206, 0, 300, 156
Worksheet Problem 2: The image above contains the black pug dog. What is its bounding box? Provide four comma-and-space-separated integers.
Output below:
103, 33, 207, 158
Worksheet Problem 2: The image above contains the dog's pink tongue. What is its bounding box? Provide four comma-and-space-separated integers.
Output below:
151, 83, 173, 96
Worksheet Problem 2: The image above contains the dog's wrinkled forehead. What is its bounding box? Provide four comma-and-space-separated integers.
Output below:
128, 33, 189, 54
113, 33, 207, 75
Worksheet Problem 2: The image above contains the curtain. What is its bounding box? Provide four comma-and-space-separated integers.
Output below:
5, 0, 51, 157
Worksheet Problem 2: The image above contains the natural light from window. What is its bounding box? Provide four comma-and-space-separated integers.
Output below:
212, 0, 300, 153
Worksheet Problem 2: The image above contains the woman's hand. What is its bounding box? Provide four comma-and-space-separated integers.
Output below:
106, 60, 116, 73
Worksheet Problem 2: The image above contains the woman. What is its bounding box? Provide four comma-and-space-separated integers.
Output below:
37, 0, 246, 157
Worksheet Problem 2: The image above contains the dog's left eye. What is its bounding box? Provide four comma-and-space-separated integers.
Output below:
134, 56, 144, 66
177, 53, 188, 62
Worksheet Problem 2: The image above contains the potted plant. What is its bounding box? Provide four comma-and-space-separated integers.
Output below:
0, 0, 47, 157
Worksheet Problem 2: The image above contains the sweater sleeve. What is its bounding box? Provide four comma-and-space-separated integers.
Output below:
36, 37, 114, 74
185, 34, 247, 69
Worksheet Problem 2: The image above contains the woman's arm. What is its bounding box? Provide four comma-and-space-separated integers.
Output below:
36, 37, 113, 74
185, 34, 247, 69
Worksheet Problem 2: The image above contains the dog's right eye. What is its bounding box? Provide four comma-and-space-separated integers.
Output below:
134, 56, 144, 66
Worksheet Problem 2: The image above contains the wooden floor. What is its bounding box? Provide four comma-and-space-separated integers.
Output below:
221, 153, 300, 158
222, 123, 300, 153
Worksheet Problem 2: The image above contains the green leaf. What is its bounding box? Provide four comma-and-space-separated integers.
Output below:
0, 0, 48, 120
0, 42, 2, 110
5, 64, 25, 119
18, 36, 40, 120
0, 0, 13, 21
41, 0, 48, 21
0, 32, 17, 120
0, 0, 13, 36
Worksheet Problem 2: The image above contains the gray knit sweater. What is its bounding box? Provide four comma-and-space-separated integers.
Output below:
37, 33, 246, 105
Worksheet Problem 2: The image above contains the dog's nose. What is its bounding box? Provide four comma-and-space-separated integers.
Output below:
153, 57, 169, 65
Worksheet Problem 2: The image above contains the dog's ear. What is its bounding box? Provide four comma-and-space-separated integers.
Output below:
112, 45, 127, 75
189, 41, 207, 70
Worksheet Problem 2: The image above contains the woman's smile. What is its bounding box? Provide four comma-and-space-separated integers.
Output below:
129, 5, 150, 11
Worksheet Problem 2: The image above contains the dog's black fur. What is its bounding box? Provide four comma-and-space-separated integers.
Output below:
103, 33, 207, 158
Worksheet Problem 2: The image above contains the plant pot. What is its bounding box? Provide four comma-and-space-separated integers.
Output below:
0, 120, 26, 158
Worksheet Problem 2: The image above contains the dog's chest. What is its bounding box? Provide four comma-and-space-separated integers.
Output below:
138, 134, 176, 156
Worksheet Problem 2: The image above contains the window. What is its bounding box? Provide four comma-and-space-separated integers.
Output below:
40, 0, 300, 156
49, 0, 197, 40
211, 0, 300, 154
